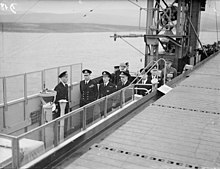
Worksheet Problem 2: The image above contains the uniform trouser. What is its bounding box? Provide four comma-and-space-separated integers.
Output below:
99, 98, 114, 116
80, 99, 96, 125
53, 107, 69, 138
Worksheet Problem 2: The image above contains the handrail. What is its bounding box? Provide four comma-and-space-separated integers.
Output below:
130, 60, 154, 84
0, 63, 82, 104
130, 58, 167, 85
0, 83, 135, 168
134, 87, 151, 95
16, 83, 135, 139
0, 133, 17, 139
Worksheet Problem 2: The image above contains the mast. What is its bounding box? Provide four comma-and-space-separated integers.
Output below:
144, 0, 207, 71
144, 0, 155, 67
112, 0, 207, 72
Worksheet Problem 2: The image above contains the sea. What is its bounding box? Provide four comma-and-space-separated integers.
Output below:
0, 0, 219, 78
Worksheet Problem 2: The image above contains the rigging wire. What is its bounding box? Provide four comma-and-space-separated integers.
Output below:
128, 0, 147, 29
127, 0, 147, 11
120, 37, 145, 56
14, 0, 41, 23
3, 0, 104, 59
1, 0, 42, 59
1, 0, 50, 59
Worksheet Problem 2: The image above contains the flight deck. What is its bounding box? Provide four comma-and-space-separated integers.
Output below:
62, 53, 220, 169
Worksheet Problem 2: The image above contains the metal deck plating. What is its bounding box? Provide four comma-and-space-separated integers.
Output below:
65, 53, 220, 169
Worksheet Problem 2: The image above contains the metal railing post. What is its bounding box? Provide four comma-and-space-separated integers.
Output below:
24, 73, 28, 132
24, 73, 28, 104
120, 90, 124, 108
2, 77, 7, 127
69, 65, 73, 106
3, 77, 7, 111
131, 85, 135, 101
53, 120, 59, 147
104, 97, 108, 117
12, 137, 20, 169
82, 107, 86, 130
164, 60, 166, 85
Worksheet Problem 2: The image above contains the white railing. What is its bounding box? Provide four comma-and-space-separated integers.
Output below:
0, 63, 82, 133
130, 58, 167, 85
0, 84, 136, 169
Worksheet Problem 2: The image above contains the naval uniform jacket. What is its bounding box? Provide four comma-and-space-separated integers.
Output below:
98, 82, 116, 98
161, 67, 177, 84
54, 82, 69, 116
80, 80, 98, 107
112, 80, 130, 108
116, 80, 130, 91
112, 70, 121, 85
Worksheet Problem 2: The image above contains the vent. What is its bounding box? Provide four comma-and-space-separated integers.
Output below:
30, 110, 41, 124
91, 144, 202, 169
151, 103, 220, 116
179, 84, 220, 91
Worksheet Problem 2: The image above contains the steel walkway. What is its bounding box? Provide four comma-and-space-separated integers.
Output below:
62, 54, 220, 169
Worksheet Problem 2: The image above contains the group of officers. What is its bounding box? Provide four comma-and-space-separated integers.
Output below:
79, 62, 131, 108
53, 59, 177, 119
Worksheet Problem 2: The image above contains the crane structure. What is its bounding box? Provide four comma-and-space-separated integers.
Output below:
113, 0, 207, 72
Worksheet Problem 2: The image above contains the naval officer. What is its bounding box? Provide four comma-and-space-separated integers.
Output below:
54, 71, 69, 119
161, 59, 177, 84
80, 69, 98, 107
116, 71, 130, 90
135, 68, 152, 96
98, 71, 116, 116
112, 65, 120, 85
98, 71, 116, 98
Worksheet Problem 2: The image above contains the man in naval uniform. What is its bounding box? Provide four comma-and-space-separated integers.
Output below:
112, 65, 120, 85
112, 71, 131, 109
54, 71, 69, 119
135, 68, 152, 96
116, 71, 130, 90
98, 71, 116, 98
119, 62, 131, 81
80, 69, 98, 107
98, 71, 116, 116
161, 59, 177, 84
54, 71, 69, 137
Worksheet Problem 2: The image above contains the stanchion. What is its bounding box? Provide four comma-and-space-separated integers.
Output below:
42, 103, 54, 148
58, 99, 68, 142
39, 90, 56, 148
151, 78, 159, 92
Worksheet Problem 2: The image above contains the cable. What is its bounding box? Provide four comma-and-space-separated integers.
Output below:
13, 0, 41, 23
3, 0, 105, 59
120, 37, 145, 56
127, 0, 147, 11
2, 0, 52, 59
